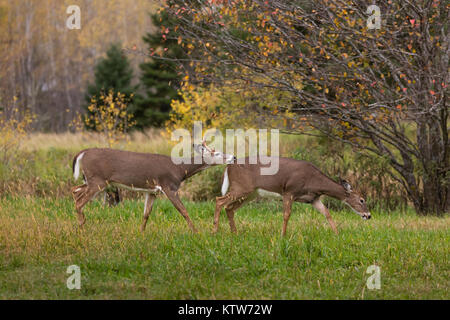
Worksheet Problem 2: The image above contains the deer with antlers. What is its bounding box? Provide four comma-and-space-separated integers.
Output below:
71, 141, 235, 232
215, 157, 371, 235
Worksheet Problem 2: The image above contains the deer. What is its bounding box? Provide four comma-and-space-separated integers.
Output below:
214, 157, 371, 236
71, 141, 236, 233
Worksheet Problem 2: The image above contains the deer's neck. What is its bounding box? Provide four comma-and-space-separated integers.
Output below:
321, 179, 348, 201
177, 158, 210, 181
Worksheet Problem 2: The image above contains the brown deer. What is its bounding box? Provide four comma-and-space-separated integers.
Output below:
214, 157, 371, 235
71, 142, 236, 232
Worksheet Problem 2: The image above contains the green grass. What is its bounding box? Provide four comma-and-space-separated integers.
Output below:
0, 196, 448, 299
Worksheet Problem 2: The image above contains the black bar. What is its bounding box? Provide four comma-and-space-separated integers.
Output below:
0, 300, 447, 319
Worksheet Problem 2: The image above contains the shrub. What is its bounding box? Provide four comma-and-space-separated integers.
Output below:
0, 103, 34, 167
85, 90, 136, 147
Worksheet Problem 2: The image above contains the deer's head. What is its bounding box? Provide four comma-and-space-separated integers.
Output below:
341, 180, 371, 220
193, 141, 236, 164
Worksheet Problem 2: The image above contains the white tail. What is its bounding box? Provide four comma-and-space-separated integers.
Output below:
221, 168, 229, 196
73, 152, 85, 180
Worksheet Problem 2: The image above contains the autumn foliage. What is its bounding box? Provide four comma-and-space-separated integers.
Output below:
0, 98, 35, 167
164, 0, 448, 214
86, 90, 136, 147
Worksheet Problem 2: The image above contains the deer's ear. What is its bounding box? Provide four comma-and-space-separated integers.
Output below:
193, 144, 205, 154
340, 179, 352, 192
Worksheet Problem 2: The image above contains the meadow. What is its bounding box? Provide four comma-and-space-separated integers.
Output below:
0, 196, 448, 299
0, 131, 448, 299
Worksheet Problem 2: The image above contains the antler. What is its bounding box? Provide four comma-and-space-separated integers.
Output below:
202, 140, 215, 152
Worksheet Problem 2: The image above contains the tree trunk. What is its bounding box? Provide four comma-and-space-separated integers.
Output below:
415, 119, 448, 215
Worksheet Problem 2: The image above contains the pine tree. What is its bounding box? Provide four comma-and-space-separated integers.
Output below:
135, 11, 184, 127
84, 43, 137, 130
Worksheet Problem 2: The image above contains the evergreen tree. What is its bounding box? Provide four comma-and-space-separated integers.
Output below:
135, 11, 184, 127
84, 43, 137, 130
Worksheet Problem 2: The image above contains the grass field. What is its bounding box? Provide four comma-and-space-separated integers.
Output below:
0, 196, 448, 299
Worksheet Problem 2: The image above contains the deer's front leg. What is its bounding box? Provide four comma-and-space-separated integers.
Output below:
312, 199, 339, 234
282, 194, 293, 236
164, 189, 198, 233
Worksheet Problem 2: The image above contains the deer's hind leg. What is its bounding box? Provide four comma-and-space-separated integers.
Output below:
71, 180, 106, 227
214, 191, 254, 233
224, 200, 247, 233
141, 193, 156, 232
214, 194, 234, 233
72, 184, 88, 225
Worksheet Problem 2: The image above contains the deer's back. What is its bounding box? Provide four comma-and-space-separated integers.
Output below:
227, 157, 330, 194
80, 148, 177, 187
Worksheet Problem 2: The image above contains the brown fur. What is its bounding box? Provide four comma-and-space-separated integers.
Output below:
214, 157, 370, 235
71, 148, 233, 232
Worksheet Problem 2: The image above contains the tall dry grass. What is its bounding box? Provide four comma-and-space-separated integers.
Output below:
20, 129, 172, 154
0, 128, 410, 211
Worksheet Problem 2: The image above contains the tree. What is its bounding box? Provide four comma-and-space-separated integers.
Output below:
135, 9, 185, 127
0, 0, 156, 132
164, 0, 449, 215
85, 43, 137, 130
